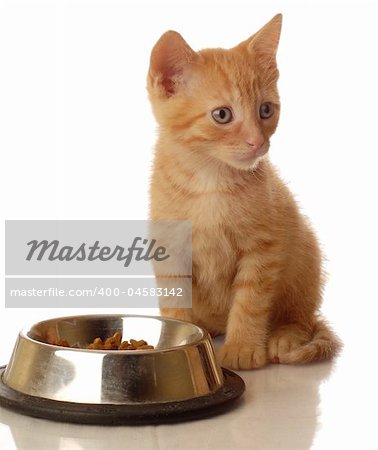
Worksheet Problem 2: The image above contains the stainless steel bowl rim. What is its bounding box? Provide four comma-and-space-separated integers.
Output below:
22, 313, 209, 353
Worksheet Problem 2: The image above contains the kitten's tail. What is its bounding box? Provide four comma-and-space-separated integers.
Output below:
283, 319, 342, 364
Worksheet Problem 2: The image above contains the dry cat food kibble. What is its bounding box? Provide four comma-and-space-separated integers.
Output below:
52, 331, 154, 350
86, 331, 154, 350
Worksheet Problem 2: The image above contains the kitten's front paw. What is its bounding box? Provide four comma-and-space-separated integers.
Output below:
217, 343, 267, 370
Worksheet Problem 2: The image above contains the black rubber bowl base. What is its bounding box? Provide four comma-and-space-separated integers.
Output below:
0, 366, 245, 425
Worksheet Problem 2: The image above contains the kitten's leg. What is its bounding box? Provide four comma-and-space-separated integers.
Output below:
267, 267, 318, 363
218, 254, 280, 370
267, 235, 341, 364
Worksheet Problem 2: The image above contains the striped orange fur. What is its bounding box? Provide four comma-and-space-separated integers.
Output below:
148, 14, 342, 369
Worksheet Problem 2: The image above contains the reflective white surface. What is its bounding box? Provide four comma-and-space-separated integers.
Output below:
1, 334, 377, 450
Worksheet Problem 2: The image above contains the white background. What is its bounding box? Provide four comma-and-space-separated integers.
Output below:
0, 1, 377, 449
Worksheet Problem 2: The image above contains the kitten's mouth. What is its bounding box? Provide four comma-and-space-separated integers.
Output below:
235, 145, 269, 163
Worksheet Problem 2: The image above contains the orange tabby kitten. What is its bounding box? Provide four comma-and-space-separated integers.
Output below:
148, 14, 341, 369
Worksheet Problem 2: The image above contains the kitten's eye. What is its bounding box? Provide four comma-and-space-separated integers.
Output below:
259, 102, 274, 119
211, 107, 233, 124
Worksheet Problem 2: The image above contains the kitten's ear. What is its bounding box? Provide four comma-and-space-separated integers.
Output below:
244, 14, 282, 66
148, 31, 198, 97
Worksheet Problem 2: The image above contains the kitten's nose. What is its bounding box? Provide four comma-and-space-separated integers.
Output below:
246, 136, 264, 150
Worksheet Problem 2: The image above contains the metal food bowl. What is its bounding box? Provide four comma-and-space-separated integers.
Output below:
0, 315, 245, 424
